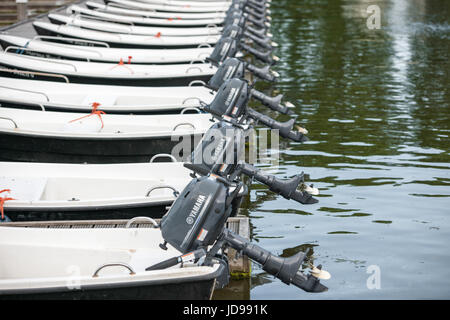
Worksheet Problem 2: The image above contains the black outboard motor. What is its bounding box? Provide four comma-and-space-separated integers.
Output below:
228, 0, 272, 22
226, 6, 271, 30
208, 58, 294, 115
146, 174, 328, 293
184, 121, 318, 205
223, 17, 273, 57
222, 16, 276, 50
208, 36, 278, 66
208, 46, 278, 83
204, 78, 308, 142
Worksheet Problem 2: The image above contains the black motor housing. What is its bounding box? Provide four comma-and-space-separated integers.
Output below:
207, 58, 246, 91
222, 24, 244, 41
159, 176, 233, 253
204, 78, 249, 120
224, 12, 247, 29
207, 37, 239, 66
185, 121, 246, 178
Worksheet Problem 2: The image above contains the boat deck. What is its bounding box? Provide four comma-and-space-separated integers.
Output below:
0, 216, 251, 278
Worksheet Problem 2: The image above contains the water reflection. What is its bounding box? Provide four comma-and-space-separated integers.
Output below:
214, 0, 449, 299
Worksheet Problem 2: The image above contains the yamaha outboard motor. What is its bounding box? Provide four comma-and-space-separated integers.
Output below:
228, 0, 272, 22
208, 49, 278, 83
184, 121, 319, 205
146, 174, 328, 293
208, 36, 278, 66
222, 20, 277, 50
204, 78, 308, 142
208, 58, 295, 115
226, 6, 271, 30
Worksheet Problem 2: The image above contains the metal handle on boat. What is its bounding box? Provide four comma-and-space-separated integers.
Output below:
146, 185, 180, 198
185, 66, 203, 74
4, 52, 78, 72
33, 35, 110, 48
0, 85, 50, 102
0, 117, 18, 128
196, 52, 210, 61
125, 216, 158, 228
206, 24, 219, 36
9, 101, 46, 112
149, 153, 177, 163
180, 107, 201, 114
0, 68, 70, 83
172, 123, 196, 131
188, 80, 206, 87
197, 43, 211, 49
92, 263, 135, 277
203, 36, 219, 44
182, 97, 204, 106
189, 58, 206, 65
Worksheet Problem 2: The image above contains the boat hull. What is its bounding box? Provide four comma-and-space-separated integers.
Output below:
32, 23, 218, 50
0, 98, 187, 115
2, 195, 243, 222
0, 36, 213, 65
0, 63, 212, 87
0, 132, 200, 163
2, 202, 171, 222
0, 277, 217, 300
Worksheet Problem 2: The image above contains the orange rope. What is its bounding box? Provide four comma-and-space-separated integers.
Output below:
155, 32, 162, 38
109, 58, 134, 74
0, 189, 14, 220
69, 102, 106, 129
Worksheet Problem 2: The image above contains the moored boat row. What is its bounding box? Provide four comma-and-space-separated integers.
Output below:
0, 0, 331, 300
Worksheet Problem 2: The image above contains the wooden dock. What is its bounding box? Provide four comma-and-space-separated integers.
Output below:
0, 216, 252, 278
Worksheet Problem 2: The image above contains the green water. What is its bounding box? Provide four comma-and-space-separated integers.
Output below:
215, 0, 449, 299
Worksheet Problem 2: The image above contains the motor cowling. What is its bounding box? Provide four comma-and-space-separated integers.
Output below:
184, 121, 318, 205
160, 176, 232, 253
207, 37, 239, 66
207, 58, 246, 91
224, 11, 247, 29
204, 78, 249, 120
185, 121, 246, 178
222, 24, 244, 42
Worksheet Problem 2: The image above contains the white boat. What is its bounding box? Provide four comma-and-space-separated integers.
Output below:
0, 51, 217, 86
0, 77, 215, 114
32, 21, 221, 49
102, 0, 230, 13
83, 2, 226, 23
0, 161, 191, 221
0, 224, 225, 299
48, 13, 223, 36
0, 107, 213, 163
0, 34, 214, 64
131, 0, 233, 7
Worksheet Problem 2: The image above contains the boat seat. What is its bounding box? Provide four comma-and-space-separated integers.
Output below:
0, 177, 47, 202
